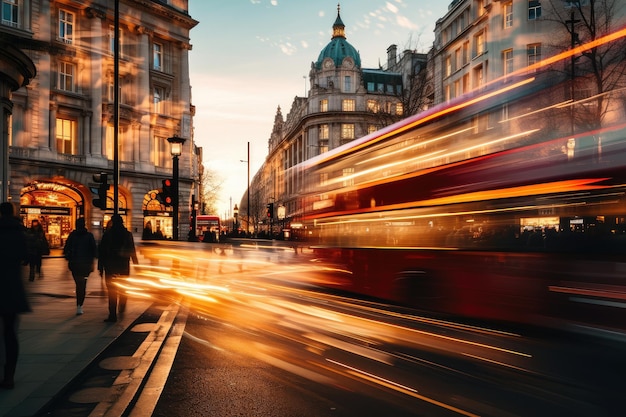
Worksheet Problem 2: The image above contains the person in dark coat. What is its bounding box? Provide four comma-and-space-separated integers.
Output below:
0, 202, 31, 389
63, 217, 97, 315
26, 218, 48, 281
98, 214, 138, 322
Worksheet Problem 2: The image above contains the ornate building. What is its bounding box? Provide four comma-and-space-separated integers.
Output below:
243, 6, 407, 235
1, 0, 199, 244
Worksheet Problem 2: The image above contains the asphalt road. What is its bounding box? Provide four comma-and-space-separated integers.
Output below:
151, 262, 626, 417
32, 241, 626, 416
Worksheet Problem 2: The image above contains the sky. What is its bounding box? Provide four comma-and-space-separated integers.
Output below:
187, 0, 451, 218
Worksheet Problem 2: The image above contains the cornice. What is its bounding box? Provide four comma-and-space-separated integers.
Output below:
127, 0, 199, 30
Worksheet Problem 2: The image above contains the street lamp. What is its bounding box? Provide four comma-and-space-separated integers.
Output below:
240, 141, 250, 235
233, 204, 239, 234
167, 135, 187, 241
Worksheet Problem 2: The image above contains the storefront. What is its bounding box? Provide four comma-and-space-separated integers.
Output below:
142, 190, 173, 239
19, 182, 84, 248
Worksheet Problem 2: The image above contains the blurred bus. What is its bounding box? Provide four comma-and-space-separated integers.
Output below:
196, 215, 220, 242
297, 31, 626, 333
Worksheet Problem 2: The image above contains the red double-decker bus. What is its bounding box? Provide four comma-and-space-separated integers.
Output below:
196, 215, 221, 242
297, 33, 626, 333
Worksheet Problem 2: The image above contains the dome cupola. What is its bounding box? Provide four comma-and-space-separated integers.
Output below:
315, 4, 361, 70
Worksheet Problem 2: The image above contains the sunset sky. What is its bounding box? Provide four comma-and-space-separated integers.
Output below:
187, 0, 451, 217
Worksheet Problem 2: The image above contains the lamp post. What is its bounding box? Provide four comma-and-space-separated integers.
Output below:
233, 204, 239, 235
239, 141, 250, 235
167, 135, 186, 241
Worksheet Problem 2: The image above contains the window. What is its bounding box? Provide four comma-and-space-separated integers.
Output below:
2, 0, 19, 27
528, 1, 541, 20
55, 117, 77, 154
368, 124, 377, 134
501, 103, 509, 122
503, 49, 513, 76
474, 31, 485, 57
463, 74, 470, 94
504, 2, 513, 28
473, 64, 484, 88
58, 62, 75, 92
341, 124, 354, 140
527, 43, 541, 68
5, 114, 11, 146
463, 41, 470, 66
395, 102, 403, 116
319, 124, 329, 140
454, 80, 461, 98
152, 136, 169, 167
319, 99, 328, 112
455, 48, 461, 71
367, 100, 379, 113
367, 82, 375, 92
153, 86, 165, 113
108, 25, 124, 56
445, 56, 451, 77
342, 168, 354, 187
319, 172, 329, 187
107, 77, 131, 104
58, 9, 74, 44
106, 80, 114, 102
342, 99, 355, 112
153, 42, 163, 71
344, 76, 352, 92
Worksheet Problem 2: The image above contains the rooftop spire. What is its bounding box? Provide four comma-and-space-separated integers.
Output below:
332, 2, 345, 39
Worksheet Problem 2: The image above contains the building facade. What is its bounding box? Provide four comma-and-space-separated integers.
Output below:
242, 6, 409, 235
1, 0, 199, 245
242, 1, 626, 238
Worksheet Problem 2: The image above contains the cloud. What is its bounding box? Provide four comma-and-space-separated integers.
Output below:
278, 41, 297, 55
396, 14, 419, 30
385, 2, 399, 14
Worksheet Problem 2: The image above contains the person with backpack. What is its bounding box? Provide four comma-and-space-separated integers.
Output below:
98, 214, 138, 322
63, 217, 97, 315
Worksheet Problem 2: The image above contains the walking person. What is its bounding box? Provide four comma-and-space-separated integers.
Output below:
63, 217, 97, 315
98, 214, 138, 322
26, 218, 49, 281
0, 202, 31, 389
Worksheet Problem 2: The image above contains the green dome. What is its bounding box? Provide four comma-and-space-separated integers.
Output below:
315, 7, 361, 69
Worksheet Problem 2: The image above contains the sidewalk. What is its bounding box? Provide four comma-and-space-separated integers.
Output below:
0, 251, 153, 417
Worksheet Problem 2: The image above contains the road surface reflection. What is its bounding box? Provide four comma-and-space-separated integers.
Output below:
127, 242, 624, 416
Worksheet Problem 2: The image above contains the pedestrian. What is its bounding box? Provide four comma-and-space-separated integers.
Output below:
142, 221, 153, 240
0, 202, 31, 389
63, 217, 97, 315
26, 218, 49, 281
98, 214, 138, 322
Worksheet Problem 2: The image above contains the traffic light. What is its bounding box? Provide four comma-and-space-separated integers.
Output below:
266, 203, 274, 219
161, 178, 174, 206
92, 173, 109, 210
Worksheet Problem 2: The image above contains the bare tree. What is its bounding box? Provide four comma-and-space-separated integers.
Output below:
368, 48, 432, 128
199, 167, 223, 215
544, 0, 626, 130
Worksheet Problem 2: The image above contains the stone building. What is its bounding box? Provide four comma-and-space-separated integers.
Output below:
242, 1, 626, 238
242, 5, 410, 235
1, 0, 199, 244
